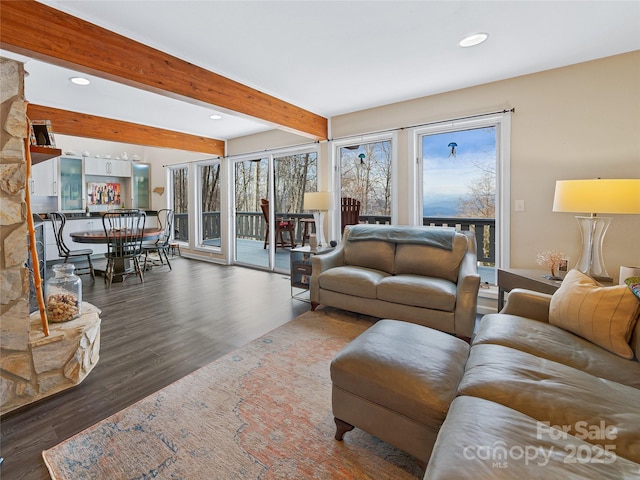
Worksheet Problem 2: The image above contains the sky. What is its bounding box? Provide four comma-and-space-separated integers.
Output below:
422, 126, 496, 202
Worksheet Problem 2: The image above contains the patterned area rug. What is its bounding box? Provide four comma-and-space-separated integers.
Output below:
43, 309, 424, 479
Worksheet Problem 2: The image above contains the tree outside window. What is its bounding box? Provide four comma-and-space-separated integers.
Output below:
170, 166, 189, 242
340, 140, 392, 218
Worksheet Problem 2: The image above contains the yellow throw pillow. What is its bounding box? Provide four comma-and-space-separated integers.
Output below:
549, 269, 640, 359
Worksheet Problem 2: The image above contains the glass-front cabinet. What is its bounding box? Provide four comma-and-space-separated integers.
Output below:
132, 163, 150, 209
59, 157, 83, 211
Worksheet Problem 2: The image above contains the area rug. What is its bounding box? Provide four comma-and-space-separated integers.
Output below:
42, 309, 424, 479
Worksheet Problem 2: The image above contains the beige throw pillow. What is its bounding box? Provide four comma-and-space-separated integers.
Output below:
549, 269, 640, 359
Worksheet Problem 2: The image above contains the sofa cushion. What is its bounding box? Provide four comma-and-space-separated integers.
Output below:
457, 344, 640, 463
549, 269, 640, 359
424, 396, 640, 480
343, 239, 396, 274
474, 315, 640, 389
317, 266, 389, 299
377, 275, 456, 311
394, 233, 467, 282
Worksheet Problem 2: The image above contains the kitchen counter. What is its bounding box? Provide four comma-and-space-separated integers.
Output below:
39, 210, 158, 219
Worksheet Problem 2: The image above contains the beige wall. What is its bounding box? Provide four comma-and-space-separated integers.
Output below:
230, 51, 640, 275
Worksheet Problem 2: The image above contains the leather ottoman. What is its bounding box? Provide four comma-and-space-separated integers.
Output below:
330, 319, 470, 465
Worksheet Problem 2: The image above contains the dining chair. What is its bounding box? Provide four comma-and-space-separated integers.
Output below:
143, 209, 174, 271
260, 198, 296, 249
102, 209, 146, 287
48, 211, 95, 280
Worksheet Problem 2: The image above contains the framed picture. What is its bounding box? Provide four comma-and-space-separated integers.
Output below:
30, 120, 56, 147
87, 182, 121, 206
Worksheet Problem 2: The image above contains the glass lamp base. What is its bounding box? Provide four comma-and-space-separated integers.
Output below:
574, 215, 613, 282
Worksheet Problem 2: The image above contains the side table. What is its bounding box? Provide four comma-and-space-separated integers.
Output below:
290, 245, 333, 302
497, 268, 563, 310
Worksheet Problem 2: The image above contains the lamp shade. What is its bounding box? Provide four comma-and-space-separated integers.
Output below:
304, 191, 333, 211
552, 179, 640, 214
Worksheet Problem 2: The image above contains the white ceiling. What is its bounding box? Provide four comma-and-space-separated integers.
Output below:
4, 1, 640, 141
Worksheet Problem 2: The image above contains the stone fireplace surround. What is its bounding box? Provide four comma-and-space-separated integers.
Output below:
1, 58, 101, 415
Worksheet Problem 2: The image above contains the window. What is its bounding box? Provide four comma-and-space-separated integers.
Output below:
168, 165, 189, 244
415, 113, 511, 285
339, 138, 393, 223
197, 161, 221, 249
274, 151, 318, 216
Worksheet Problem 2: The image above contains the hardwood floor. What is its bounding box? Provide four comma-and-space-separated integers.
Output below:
1, 258, 309, 480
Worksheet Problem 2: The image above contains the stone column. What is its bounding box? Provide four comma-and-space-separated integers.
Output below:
0, 58, 31, 410
1, 58, 102, 415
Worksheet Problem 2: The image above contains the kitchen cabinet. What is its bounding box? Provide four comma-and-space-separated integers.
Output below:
31, 158, 58, 196
85, 158, 131, 177
45, 218, 107, 262
132, 163, 150, 209
59, 157, 84, 211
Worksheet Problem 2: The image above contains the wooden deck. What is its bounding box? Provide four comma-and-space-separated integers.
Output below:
235, 238, 296, 271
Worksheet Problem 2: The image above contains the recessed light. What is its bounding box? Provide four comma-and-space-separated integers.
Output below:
69, 76, 91, 85
459, 33, 489, 48
209, 114, 223, 120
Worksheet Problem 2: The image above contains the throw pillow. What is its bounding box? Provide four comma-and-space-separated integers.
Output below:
549, 269, 640, 359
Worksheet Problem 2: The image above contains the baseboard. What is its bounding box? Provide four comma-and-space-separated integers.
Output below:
477, 286, 499, 315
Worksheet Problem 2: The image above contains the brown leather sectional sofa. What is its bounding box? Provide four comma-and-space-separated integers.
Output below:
424, 285, 640, 479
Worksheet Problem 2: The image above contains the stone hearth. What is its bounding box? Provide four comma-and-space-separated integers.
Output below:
1, 304, 101, 415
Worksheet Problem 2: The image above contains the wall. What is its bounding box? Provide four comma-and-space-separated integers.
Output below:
230, 51, 640, 275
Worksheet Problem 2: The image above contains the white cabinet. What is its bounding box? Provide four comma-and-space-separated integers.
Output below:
45, 219, 107, 262
31, 159, 58, 196
84, 158, 131, 177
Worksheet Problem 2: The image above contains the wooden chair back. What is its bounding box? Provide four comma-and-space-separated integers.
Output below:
341, 197, 361, 233
48, 211, 71, 257
102, 210, 146, 259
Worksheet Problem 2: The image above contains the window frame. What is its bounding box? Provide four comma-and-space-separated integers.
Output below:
166, 163, 191, 247
194, 158, 223, 253
409, 112, 511, 271
331, 131, 398, 239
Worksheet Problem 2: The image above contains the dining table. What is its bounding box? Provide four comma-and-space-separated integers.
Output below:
70, 227, 163, 281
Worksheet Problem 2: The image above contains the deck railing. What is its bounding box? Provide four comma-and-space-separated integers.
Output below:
174, 211, 495, 264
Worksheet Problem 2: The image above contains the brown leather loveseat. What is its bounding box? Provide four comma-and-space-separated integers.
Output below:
310, 224, 481, 338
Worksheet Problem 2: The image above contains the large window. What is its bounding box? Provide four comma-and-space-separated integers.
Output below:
416, 113, 511, 285
339, 139, 392, 222
197, 161, 221, 248
168, 165, 189, 244
422, 126, 496, 282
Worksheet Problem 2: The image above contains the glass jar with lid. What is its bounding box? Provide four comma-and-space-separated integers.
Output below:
46, 264, 82, 322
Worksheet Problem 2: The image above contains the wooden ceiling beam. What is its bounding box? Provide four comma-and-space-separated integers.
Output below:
27, 104, 225, 156
2, 0, 328, 140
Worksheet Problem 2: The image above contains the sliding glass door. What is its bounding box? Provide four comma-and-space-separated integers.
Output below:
234, 157, 269, 268
232, 150, 317, 272
168, 165, 189, 245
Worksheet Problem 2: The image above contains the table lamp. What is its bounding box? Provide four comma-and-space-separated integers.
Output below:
552, 178, 640, 282
304, 191, 333, 247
